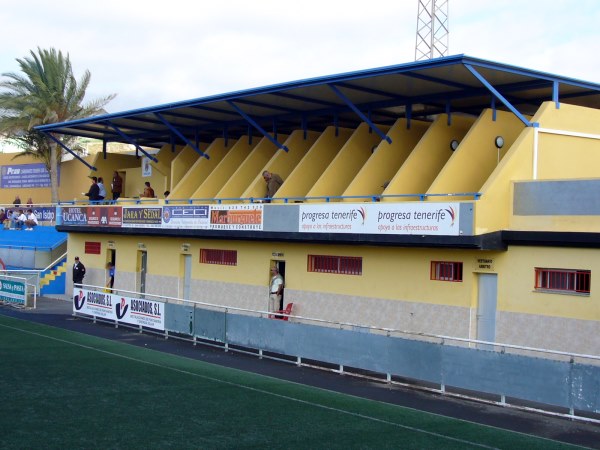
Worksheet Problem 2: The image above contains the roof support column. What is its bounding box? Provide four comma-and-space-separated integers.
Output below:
553, 81, 560, 109
41, 132, 97, 171
227, 101, 288, 151
465, 64, 533, 127
154, 113, 209, 159
105, 121, 158, 162
328, 84, 392, 144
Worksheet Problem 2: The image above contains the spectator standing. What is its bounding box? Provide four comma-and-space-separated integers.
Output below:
84, 176, 100, 202
97, 177, 107, 201
268, 266, 284, 312
26, 197, 33, 207
13, 195, 21, 207
111, 171, 123, 200
262, 171, 284, 202
72, 256, 86, 287
142, 181, 155, 198
24, 209, 38, 230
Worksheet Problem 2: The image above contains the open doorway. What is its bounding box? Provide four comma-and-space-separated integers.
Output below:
270, 259, 286, 311
106, 248, 116, 291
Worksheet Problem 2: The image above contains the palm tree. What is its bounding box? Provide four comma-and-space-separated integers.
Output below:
0, 47, 115, 202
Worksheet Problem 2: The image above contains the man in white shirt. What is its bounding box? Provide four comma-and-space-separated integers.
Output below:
269, 266, 284, 313
24, 209, 38, 231
12, 209, 26, 230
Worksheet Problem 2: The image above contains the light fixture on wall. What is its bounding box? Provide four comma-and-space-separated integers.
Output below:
450, 139, 459, 151
494, 136, 504, 164
494, 136, 504, 149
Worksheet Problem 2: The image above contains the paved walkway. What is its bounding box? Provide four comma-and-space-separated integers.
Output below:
2, 296, 600, 449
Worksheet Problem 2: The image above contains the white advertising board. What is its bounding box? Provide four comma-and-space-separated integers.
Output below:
299, 202, 460, 236
73, 289, 165, 331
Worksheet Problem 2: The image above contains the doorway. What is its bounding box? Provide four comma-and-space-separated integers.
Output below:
106, 248, 116, 290
137, 250, 147, 296
180, 254, 192, 301
270, 260, 286, 311
476, 273, 498, 349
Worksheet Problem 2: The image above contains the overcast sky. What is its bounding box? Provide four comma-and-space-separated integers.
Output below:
1, 0, 599, 114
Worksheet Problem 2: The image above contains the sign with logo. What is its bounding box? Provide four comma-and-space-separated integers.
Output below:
0, 279, 26, 305
162, 205, 210, 229
122, 207, 163, 228
210, 205, 263, 230
0, 163, 59, 188
87, 206, 123, 227
73, 289, 165, 330
142, 157, 152, 177
61, 206, 88, 225
299, 203, 460, 236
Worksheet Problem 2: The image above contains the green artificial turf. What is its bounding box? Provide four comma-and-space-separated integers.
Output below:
0, 315, 582, 449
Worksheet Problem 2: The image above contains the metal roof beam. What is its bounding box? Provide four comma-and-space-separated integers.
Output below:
105, 121, 159, 162
227, 101, 289, 152
328, 84, 392, 143
154, 113, 209, 159
41, 132, 97, 171
465, 64, 533, 127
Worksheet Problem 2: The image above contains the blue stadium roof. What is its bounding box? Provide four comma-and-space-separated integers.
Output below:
36, 55, 600, 150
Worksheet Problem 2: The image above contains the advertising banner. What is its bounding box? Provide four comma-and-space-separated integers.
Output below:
61, 206, 88, 225
32, 207, 57, 225
122, 207, 163, 228
299, 202, 460, 236
73, 289, 165, 331
0, 163, 59, 189
0, 279, 26, 305
162, 205, 210, 229
87, 206, 123, 227
210, 204, 263, 230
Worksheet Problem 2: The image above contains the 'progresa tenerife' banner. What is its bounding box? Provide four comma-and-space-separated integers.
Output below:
73, 289, 165, 331
299, 203, 459, 236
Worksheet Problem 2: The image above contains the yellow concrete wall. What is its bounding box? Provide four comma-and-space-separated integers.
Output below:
152, 144, 184, 191
427, 110, 525, 199
67, 232, 599, 324
192, 136, 258, 200
215, 136, 287, 202
343, 119, 429, 202
169, 145, 202, 196
275, 126, 353, 201
306, 123, 388, 201
498, 246, 599, 321
382, 114, 474, 202
241, 130, 320, 200
168, 138, 232, 201
477, 102, 600, 233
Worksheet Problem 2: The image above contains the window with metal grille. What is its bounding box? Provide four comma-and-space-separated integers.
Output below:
200, 249, 237, 266
307, 255, 362, 275
84, 241, 101, 255
430, 261, 463, 282
535, 268, 591, 294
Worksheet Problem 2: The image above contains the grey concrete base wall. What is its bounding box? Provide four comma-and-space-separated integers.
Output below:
159, 302, 600, 414
285, 289, 471, 337
497, 311, 600, 356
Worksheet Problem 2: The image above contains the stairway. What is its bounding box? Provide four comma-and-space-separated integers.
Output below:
40, 259, 67, 295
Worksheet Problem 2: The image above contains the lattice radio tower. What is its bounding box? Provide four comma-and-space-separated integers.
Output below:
415, 0, 449, 60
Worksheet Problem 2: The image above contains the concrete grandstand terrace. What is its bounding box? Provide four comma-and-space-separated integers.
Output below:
1, 296, 599, 449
